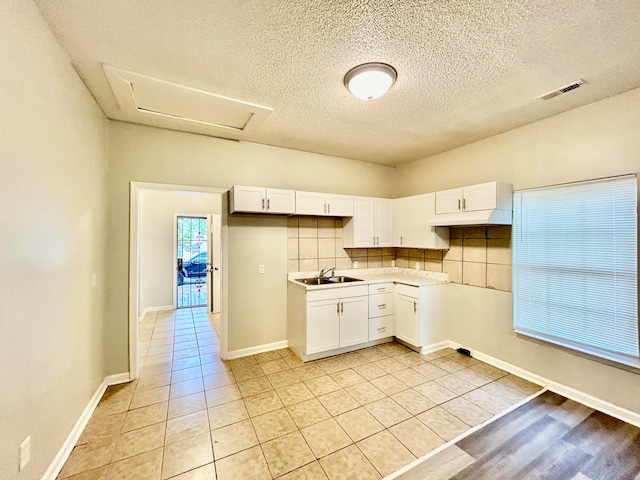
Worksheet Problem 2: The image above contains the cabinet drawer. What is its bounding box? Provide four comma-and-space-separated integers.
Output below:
368, 282, 394, 295
307, 284, 369, 302
368, 293, 394, 318
369, 315, 394, 341
395, 283, 419, 298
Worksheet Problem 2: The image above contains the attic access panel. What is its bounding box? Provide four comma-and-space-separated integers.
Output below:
103, 64, 272, 135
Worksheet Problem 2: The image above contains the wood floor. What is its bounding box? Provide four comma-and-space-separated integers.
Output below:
398, 391, 640, 480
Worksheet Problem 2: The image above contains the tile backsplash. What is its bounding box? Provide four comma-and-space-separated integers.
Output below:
287, 218, 512, 292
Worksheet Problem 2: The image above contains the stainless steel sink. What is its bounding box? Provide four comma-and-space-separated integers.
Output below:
296, 276, 363, 285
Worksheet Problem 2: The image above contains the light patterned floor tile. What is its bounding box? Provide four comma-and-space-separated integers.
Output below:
214, 445, 271, 480
251, 407, 298, 443
317, 389, 360, 417
211, 418, 259, 460
261, 431, 316, 477
335, 407, 385, 442
287, 398, 332, 428
300, 418, 352, 458
244, 390, 285, 417
161, 432, 213, 479
357, 430, 416, 477
165, 410, 209, 445
388, 417, 445, 457
105, 447, 163, 480
319, 444, 382, 480
279, 461, 328, 480
207, 399, 248, 430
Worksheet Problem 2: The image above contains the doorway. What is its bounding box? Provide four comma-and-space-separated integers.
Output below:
176, 215, 208, 308
129, 182, 229, 379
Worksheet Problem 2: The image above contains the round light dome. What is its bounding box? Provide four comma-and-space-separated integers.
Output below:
344, 63, 397, 100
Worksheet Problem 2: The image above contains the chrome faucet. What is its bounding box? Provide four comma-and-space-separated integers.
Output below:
318, 267, 335, 278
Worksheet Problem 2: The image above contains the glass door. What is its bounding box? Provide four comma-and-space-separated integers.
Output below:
176, 216, 208, 308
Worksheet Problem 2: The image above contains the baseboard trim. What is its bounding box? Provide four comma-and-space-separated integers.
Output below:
461, 345, 640, 429
420, 340, 451, 355
138, 305, 174, 321
226, 340, 289, 360
41, 372, 131, 480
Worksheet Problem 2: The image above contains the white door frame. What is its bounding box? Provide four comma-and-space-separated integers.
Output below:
129, 182, 229, 379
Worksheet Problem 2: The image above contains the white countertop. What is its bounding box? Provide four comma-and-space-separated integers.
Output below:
288, 267, 449, 290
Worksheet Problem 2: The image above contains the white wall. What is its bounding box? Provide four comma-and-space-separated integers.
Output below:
139, 189, 221, 314
0, 1, 109, 478
107, 122, 397, 372
397, 87, 640, 415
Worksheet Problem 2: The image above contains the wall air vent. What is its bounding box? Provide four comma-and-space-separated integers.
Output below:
102, 64, 272, 138
535, 79, 586, 100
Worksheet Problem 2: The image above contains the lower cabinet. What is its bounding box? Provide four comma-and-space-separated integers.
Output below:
394, 283, 446, 349
303, 285, 369, 356
288, 280, 446, 361
394, 290, 420, 346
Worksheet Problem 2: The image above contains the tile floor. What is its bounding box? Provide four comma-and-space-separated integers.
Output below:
57, 307, 543, 479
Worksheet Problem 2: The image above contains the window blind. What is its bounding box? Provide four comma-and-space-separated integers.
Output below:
513, 175, 638, 367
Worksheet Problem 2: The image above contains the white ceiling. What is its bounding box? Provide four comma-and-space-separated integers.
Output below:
34, 0, 640, 166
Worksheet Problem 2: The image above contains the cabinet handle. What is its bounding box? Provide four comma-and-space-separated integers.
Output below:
262, 198, 265, 210
457, 198, 461, 211
378, 327, 386, 332
377, 287, 385, 292
337, 302, 340, 314
400, 236, 403, 245
324, 203, 327, 214
462, 198, 466, 211
414, 301, 417, 313
341, 302, 344, 313
328, 203, 331, 214
267, 198, 270, 210
378, 304, 386, 309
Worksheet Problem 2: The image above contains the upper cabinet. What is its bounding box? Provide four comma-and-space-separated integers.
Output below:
431, 181, 513, 226
295, 191, 354, 217
230, 185, 296, 214
394, 193, 449, 249
343, 197, 394, 248
435, 181, 512, 214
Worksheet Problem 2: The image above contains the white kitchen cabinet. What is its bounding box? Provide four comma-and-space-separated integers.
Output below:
394, 193, 449, 249
295, 191, 354, 217
306, 299, 340, 354
289, 284, 369, 359
435, 181, 512, 214
394, 283, 446, 349
342, 197, 394, 247
230, 185, 295, 214
339, 296, 369, 347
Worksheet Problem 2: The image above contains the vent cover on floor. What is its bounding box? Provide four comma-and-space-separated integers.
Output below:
535, 80, 586, 100
103, 64, 272, 136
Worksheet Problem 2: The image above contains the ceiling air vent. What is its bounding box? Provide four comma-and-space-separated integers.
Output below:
535, 80, 586, 100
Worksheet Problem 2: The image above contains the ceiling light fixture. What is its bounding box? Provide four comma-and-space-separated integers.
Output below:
344, 62, 397, 100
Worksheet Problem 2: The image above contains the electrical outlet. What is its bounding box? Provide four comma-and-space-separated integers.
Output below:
353, 261, 359, 269
19, 436, 30, 471
258, 264, 265, 274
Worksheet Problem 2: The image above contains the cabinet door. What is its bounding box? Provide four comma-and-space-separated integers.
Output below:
295, 191, 326, 215
339, 296, 369, 347
394, 293, 419, 347
435, 187, 463, 215
306, 299, 340, 354
462, 182, 497, 211
375, 199, 394, 246
326, 194, 354, 217
265, 188, 296, 214
231, 185, 265, 213
344, 197, 375, 247
394, 194, 448, 248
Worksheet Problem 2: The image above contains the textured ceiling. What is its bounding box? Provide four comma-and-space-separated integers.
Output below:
33, 0, 640, 166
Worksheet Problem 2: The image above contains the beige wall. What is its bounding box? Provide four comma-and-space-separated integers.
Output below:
108, 122, 397, 368
139, 189, 221, 314
397, 87, 640, 414
0, 1, 110, 478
